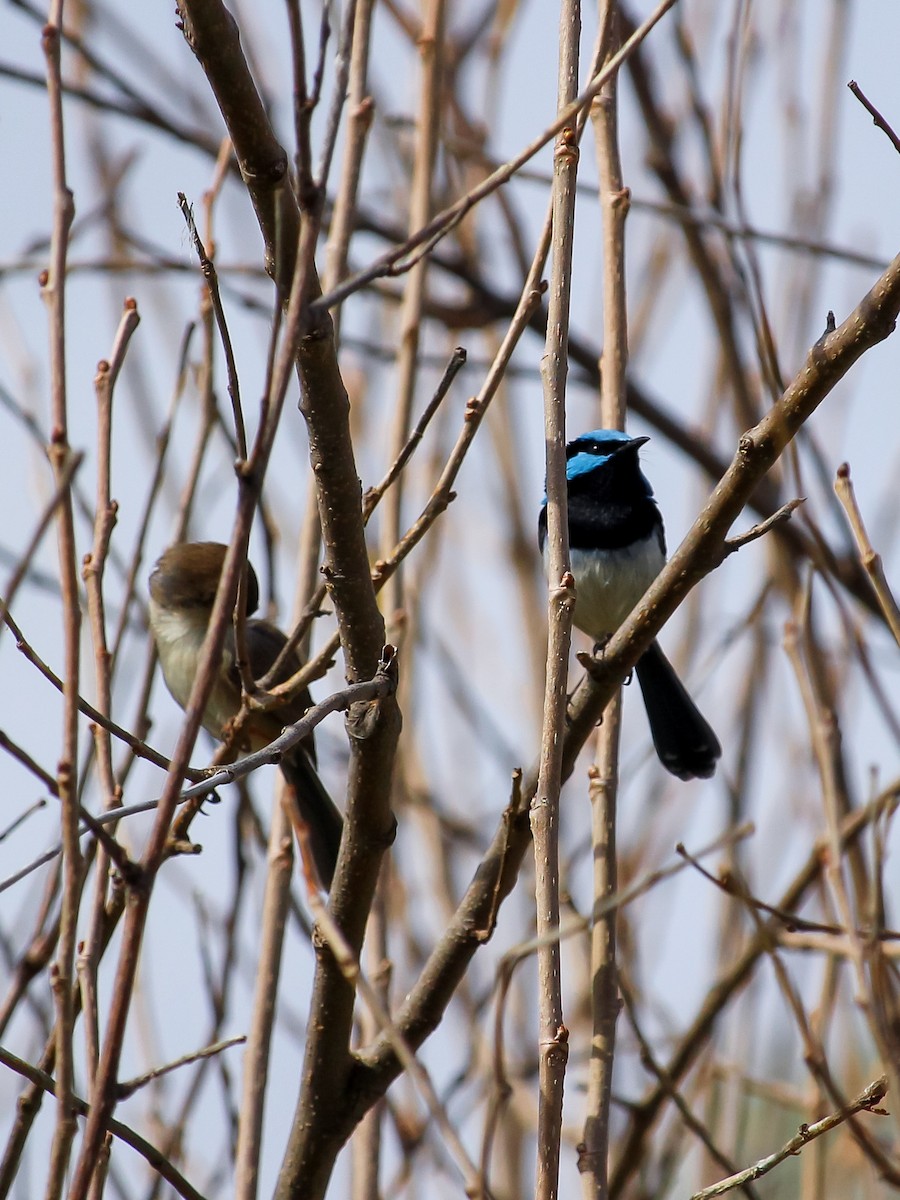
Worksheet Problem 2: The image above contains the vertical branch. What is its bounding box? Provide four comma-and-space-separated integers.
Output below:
322, 0, 374, 338
293, 0, 375, 654
80, 301, 140, 1106
380, 0, 446, 642
581, 6, 628, 1197
234, 805, 294, 1200
40, 7, 81, 1197
533, 2, 581, 1197
360, 10, 442, 1192
593, 11, 630, 419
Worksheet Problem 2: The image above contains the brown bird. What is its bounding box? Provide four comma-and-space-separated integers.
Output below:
148, 541, 343, 887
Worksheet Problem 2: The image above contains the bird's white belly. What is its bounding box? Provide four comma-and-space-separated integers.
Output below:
148, 599, 236, 737
567, 536, 664, 640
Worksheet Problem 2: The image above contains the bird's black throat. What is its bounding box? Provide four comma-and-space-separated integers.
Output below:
539, 448, 665, 554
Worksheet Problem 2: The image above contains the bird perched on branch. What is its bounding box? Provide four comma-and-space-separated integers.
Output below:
539, 429, 721, 780
148, 541, 343, 885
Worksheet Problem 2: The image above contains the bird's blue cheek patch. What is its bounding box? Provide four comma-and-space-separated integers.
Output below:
566, 449, 614, 481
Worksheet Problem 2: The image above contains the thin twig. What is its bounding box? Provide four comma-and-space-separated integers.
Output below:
676, 842, 900, 942
178, 191, 247, 459
723, 497, 804, 553
234, 801, 294, 1200
3, 607, 203, 777
0, 450, 83, 641
79, 298, 140, 1100
690, 1075, 888, 1199
508, 172, 891, 271
177, 673, 395, 796
41, 7, 82, 1192
848, 80, 900, 157
117, 1035, 245, 1100
0, 1045, 209, 1200
0, 794, 49, 839
834, 463, 900, 647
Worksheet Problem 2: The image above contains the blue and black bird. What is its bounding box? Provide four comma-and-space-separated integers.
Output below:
538, 429, 721, 780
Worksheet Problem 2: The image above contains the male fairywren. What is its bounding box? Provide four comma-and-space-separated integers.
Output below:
148, 542, 344, 885
539, 430, 721, 780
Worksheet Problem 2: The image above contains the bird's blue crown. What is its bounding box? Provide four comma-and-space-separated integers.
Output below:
566, 429, 641, 479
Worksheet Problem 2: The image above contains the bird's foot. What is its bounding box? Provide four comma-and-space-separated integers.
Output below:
577, 637, 633, 685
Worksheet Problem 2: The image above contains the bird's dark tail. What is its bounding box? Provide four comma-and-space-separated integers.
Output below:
281, 749, 344, 888
634, 640, 721, 781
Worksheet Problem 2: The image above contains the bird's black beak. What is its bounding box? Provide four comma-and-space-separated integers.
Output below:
614, 435, 649, 456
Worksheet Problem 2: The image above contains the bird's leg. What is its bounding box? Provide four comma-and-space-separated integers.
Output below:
576, 636, 634, 685
597, 635, 635, 684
